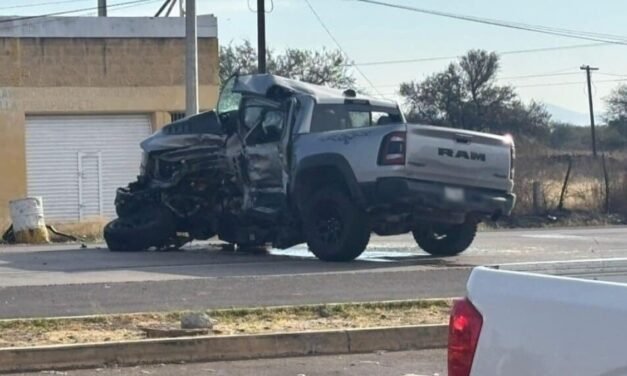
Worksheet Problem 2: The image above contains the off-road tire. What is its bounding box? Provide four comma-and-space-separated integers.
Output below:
412, 221, 477, 256
114, 188, 144, 218
302, 186, 370, 262
115, 199, 140, 219
104, 206, 176, 252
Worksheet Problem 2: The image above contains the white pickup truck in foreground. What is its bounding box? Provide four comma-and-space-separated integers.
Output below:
449, 258, 627, 376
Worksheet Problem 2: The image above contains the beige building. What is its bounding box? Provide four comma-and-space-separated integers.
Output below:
0, 15, 219, 222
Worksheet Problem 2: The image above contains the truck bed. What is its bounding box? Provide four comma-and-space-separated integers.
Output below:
494, 257, 627, 283
464, 258, 627, 376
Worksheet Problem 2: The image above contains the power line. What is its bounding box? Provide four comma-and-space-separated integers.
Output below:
354, 0, 627, 44
354, 54, 459, 67
108, 0, 162, 13
500, 72, 581, 80
376, 78, 627, 95
372, 72, 581, 88
0, 0, 91, 10
370, 67, 584, 88
154, 0, 172, 17
353, 0, 627, 45
0, 0, 157, 23
515, 78, 627, 88
164, 0, 177, 16
353, 43, 610, 67
598, 72, 627, 78
0, 0, 161, 31
302, 0, 386, 98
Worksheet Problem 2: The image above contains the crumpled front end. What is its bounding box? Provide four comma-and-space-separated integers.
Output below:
138, 111, 228, 186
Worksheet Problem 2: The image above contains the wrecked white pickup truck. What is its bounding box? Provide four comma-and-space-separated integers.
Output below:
104, 74, 516, 261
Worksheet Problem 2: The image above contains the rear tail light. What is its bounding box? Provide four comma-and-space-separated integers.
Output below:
449, 298, 483, 376
503, 134, 515, 179
378, 131, 406, 165
510, 144, 516, 179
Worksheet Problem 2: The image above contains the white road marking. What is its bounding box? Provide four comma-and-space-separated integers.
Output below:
520, 234, 587, 240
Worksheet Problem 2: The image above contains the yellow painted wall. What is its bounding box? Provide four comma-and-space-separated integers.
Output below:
0, 38, 219, 87
0, 111, 26, 224
0, 37, 220, 221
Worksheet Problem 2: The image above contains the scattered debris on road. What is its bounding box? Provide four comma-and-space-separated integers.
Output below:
180, 312, 216, 329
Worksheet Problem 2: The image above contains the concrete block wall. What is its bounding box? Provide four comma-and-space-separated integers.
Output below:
0, 17, 220, 221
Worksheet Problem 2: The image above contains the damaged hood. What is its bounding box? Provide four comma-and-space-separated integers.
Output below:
233, 74, 333, 97
141, 110, 225, 153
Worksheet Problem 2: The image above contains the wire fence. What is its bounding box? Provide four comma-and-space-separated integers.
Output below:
514, 153, 627, 216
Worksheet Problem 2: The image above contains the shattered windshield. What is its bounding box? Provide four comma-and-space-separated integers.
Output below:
217, 75, 242, 115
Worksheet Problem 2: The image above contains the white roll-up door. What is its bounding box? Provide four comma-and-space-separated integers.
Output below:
25, 115, 151, 221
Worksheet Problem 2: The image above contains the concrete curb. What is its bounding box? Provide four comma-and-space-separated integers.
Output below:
0, 324, 448, 373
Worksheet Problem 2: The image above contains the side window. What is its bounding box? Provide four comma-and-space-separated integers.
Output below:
243, 106, 264, 132
261, 110, 284, 142
348, 111, 370, 128
241, 98, 284, 145
311, 106, 346, 133
372, 111, 391, 125
375, 110, 403, 125
310, 104, 403, 133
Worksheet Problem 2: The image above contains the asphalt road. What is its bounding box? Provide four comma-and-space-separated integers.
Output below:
0, 226, 625, 318
16, 349, 447, 376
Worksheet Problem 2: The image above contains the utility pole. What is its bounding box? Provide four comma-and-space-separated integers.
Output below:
257, 0, 267, 73
98, 0, 107, 16
581, 65, 599, 158
185, 0, 199, 116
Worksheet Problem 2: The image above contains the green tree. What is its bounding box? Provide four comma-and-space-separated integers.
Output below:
606, 84, 627, 137
399, 49, 550, 138
549, 122, 588, 149
598, 125, 627, 150
219, 40, 355, 88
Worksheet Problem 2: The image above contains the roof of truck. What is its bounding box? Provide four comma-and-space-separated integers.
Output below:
232, 74, 398, 107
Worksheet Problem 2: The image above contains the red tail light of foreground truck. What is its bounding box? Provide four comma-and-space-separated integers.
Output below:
378, 131, 406, 165
448, 298, 483, 376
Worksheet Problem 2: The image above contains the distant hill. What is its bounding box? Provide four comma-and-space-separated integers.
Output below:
544, 103, 601, 126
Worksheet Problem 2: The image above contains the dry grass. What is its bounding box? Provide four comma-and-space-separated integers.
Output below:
540, 179, 604, 211
514, 151, 627, 216
0, 300, 451, 348
48, 216, 107, 242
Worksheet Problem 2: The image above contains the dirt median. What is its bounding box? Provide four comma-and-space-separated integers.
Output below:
0, 299, 451, 348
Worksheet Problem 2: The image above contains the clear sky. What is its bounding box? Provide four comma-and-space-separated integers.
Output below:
2, 0, 627, 119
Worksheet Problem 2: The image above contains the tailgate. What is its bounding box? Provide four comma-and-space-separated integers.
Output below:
467, 265, 627, 376
405, 124, 512, 191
